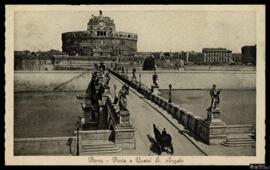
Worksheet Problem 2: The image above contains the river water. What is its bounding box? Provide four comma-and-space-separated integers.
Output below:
14, 91, 83, 138
160, 89, 256, 125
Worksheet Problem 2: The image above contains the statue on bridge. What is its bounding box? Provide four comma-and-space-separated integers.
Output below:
93, 63, 98, 72
99, 61, 105, 74
132, 68, 137, 82
84, 72, 101, 121
118, 85, 129, 111
152, 71, 158, 87
104, 72, 111, 88
97, 82, 105, 101
208, 84, 221, 111
132, 68, 136, 78
85, 72, 98, 99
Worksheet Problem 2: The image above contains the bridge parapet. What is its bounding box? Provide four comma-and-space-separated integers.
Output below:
105, 94, 120, 129
104, 89, 136, 150
75, 66, 136, 151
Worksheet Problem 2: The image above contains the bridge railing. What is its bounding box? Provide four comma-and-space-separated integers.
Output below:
102, 75, 136, 149
104, 94, 120, 128
109, 69, 255, 145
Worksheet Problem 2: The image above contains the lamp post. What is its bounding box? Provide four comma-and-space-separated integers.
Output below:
76, 121, 80, 156
139, 74, 141, 86
114, 84, 117, 98
75, 117, 85, 156
126, 68, 128, 79
168, 84, 172, 103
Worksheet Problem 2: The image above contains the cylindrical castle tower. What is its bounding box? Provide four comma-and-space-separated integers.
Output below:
62, 11, 138, 57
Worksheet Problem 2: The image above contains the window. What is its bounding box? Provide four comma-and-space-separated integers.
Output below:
97, 31, 106, 36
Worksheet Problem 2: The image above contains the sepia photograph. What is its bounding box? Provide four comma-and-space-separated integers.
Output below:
5, 5, 265, 165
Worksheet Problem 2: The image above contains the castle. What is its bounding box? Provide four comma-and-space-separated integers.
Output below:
62, 11, 138, 57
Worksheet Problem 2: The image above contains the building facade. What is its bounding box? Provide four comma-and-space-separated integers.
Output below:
14, 50, 55, 70
202, 48, 232, 64
186, 51, 203, 64
241, 45, 256, 65
231, 53, 242, 63
62, 11, 138, 57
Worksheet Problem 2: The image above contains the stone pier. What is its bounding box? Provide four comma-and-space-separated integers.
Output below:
199, 108, 227, 144
151, 85, 160, 95
115, 111, 136, 149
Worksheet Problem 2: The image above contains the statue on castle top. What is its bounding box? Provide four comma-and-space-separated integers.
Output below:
208, 84, 221, 111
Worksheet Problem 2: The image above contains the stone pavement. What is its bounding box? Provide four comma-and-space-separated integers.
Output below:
110, 75, 205, 156
110, 74, 255, 156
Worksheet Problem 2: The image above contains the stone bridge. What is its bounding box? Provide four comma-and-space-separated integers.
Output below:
14, 68, 255, 156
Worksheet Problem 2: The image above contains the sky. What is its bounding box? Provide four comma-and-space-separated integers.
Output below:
14, 10, 256, 53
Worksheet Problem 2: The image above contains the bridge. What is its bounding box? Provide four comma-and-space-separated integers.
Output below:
70, 64, 255, 156
13, 65, 255, 156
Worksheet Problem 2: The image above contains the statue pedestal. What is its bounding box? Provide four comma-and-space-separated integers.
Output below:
99, 87, 110, 106
115, 110, 136, 150
132, 76, 137, 83
119, 110, 132, 127
81, 105, 99, 130
82, 121, 98, 130
104, 86, 110, 94
100, 96, 107, 106
98, 76, 103, 84
206, 108, 224, 124
199, 108, 227, 144
151, 85, 160, 95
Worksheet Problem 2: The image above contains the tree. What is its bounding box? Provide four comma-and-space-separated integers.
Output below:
164, 52, 170, 57
142, 56, 156, 70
